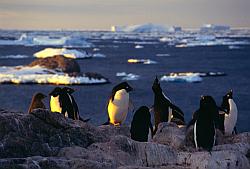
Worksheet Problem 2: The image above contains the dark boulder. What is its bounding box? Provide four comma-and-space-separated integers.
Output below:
29, 55, 80, 73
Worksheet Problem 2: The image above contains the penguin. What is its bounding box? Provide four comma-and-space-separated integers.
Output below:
152, 76, 185, 134
130, 106, 153, 142
104, 82, 133, 125
28, 92, 47, 113
218, 90, 238, 135
49, 87, 79, 120
193, 96, 217, 151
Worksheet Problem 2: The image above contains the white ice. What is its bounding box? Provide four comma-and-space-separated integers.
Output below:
0, 55, 30, 59
127, 59, 157, 64
34, 48, 91, 59
160, 72, 202, 83
0, 65, 107, 85
116, 72, 140, 81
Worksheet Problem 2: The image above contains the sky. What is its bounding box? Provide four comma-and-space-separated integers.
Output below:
0, 0, 250, 30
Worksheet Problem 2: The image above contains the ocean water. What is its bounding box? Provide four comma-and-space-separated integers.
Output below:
0, 30, 250, 132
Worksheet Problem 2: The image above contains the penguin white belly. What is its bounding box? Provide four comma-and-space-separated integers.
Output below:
194, 122, 198, 149
50, 96, 69, 117
50, 96, 62, 113
224, 99, 238, 135
108, 89, 129, 125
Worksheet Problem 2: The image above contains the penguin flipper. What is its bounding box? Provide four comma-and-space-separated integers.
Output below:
233, 126, 238, 135
149, 122, 154, 138
186, 111, 199, 130
170, 104, 185, 122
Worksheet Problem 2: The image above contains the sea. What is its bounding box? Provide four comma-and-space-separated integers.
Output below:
0, 29, 250, 132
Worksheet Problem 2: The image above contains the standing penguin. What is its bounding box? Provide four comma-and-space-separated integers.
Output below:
152, 76, 185, 134
218, 90, 238, 135
105, 82, 133, 125
28, 93, 47, 113
49, 87, 79, 120
193, 96, 218, 151
130, 106, 153, 142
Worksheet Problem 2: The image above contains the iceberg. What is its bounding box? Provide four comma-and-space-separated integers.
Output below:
34, 48, 91, 59
127, 59, 157, 64
0, 65, 108, 85
111, 24, 181, 33
18, 33, 67, 46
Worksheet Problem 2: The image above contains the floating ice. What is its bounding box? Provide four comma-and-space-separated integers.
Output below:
127, 59, 157, 64
156, 54, 170, 57
34, 48, 91, 59
0, 65, 108, 85
93, 48, 100, 51
111, 24, 180, 33
161, 72, 202, 83
92, 53, 106, 58
0, 55, 30, 59
228, 45, 241, 50
116, 72, 139, 81
160, 71, 226, 83
135, 45, 144, 49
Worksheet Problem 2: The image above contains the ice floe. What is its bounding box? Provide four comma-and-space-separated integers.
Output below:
127, 59, 157, 64
161, 73, 202, 83
0, 65, 108, 85
228, 45, 242, 50
135, 45, 144, 49
0, 55, 30, 59
34, 48, 91, 59
92, 53, 106, 58
116, 72, 140, 81
160, 72, 226, 83
156, 54, 170, 57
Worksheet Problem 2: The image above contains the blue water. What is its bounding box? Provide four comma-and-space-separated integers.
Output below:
0, 30, 250, 132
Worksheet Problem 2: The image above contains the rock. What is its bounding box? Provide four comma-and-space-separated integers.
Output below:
153, 122, 186, 150
88, 135, 177, 167
98, 125, 131, 138
29, 55, 81, 73
177, 150, 250, 169
0, 109, 249, 169
0, 109, 108, 158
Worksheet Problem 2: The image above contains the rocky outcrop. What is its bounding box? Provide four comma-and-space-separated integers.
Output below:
29, 55, 81, 73
0, 109, 249, 169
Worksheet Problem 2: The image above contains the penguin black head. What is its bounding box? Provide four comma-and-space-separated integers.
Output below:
112, 82, 133, 93
152, 76, 162, 93
221, 89, 233, 114
200, 95, 217, 109
62, 87, 75, 94
49, 87, 62, 97
200, 95, 218, 119
34, 93, 47, 100
134, 106, 150, 119
110, 82, 133, 101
